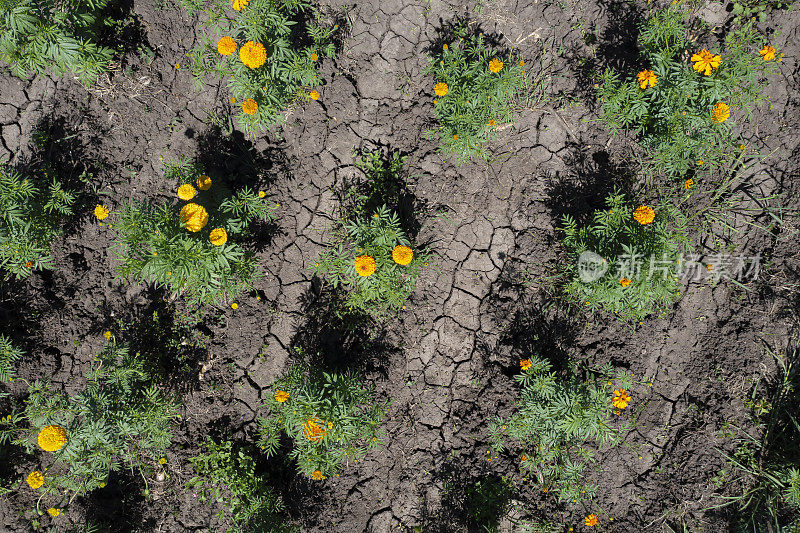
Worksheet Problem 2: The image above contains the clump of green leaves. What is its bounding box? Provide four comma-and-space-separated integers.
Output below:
181, 0, 335, 136
112, 158, 277, 307
0, 166, 75, 280
714, 347, 800, 531
257, 365, 388, 479
731, 0, 794, 25
424, 26, 528, 163
343, 150, 409, 217
314, 205, 428, 318
188, 438, 295, 533
598, 6, 776, 179
489, 356, 636, 508
0, 335, 21, 402
9, 339, 179, 505
560, 192, 689, 321
0, 0, 118, 84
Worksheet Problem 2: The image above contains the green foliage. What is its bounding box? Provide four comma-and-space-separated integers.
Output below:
188, 438, 296, 533
441, 475, 513, 533
489, 356, 635, 507
181, 0, 335, 136
714, 348, 800, 531
314, 205, 428, 318
0, 335, 21, 395
424, 26, 528, 163
597, 6, 776, 178
0, 166, 75, 280
112, 158, 277, 307
257, 364, 388, 479
0, 0, 117, 84
13, 340, 179, 503
560, 192, 689, 321
344, 150, 409, 217
731, 0, 794, 25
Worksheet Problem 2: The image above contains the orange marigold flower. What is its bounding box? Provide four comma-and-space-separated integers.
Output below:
489, 58, 504, 73
632, 205, 655, 225
25, 261, 33, 268
619, 277, 631, 287
196, 175, 212, 191
310, 52, 319, 61
488, 120, 496, 128
217, 36, 237, 56
94, 204, 109, 220
519, 59, 525, 67
274, 390, 289, 402
38, 425, 67, 452
47, 508, 61, 517
231, 0, 249, 10
585, 514, 598, 527
684, 178, 693, 190
691, 49, 722, 75
434, 82, 449, 96
26, 471, 44, 489
760, 45, 776, 61
637, 69, 657, 89
310, 470, 325, 480
180, 203, 209, 233
520, 359, 532, 371
354, 255, 376, 277
309, 90, 320, 100
612, 388, 631, 410
209, 228, 227, 246
242, 98, 258, 115
177, 184, 197, 201
392, 245, 413, 266
710, 102, 730, 123
239, 41, 267, 69
303, 418, 326, 442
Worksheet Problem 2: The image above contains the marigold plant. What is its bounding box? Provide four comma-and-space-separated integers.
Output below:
489, 356, 637, 507
187, 439, 295, 532
180, 0, 336, 135
257, 364, 388, 479
597, 5, 777, 178
112, 158, 277, 307
560, 192, 689, 321
424, 26, 528, 163
0, 166, 75, 280
8, 339, 178, 502
0, 0, 121, 84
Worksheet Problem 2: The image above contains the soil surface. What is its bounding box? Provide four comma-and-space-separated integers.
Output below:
1, 0, 799, 532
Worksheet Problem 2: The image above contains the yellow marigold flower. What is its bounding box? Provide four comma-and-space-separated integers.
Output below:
26, 471, 44, 489
303, 417, 326, 442
94, 204, 109, 220
310, 52, 319, 61
443, 44, 448, 50
231, 303, 238, 309
179, 203, 209, 233
177, 184, 197, 201
258, 191, 266, 198
217, 36, 237, 56
309, 90, 320, 100
230, 97, 236, 104
585, 514, 598, 527
434, 82, 449, 96
99, 482, 106, 488
38, 425, 67, 452
310, 470, 325, 480
239, 41, 267, 69
691, 49, 722, 75
612, 388, 631, 410
47, 508, 61, 517
632, 205, 655, 225
242, 98, 258, 115
231, 0, 249, 10
519, 59, 525, 67
196, 175, 212, 191
619, 277, 631, 287
354, 255, 376, 277
103, 331, 112, 340
209, 228, 227, 246
392, 245, 413, 266
489, 58, 503, 73
684, 178, 693, 189
274, 390, 289, 402
760, 45, 776, 61
710, 102, 730, 123
637, 69, 657, 89
159, 457, 166, 464
520, 358, 532, 371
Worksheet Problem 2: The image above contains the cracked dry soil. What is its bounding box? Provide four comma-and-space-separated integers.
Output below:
2, 0, 800, 531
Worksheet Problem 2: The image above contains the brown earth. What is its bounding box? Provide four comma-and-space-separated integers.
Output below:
1, 0, 799, 531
